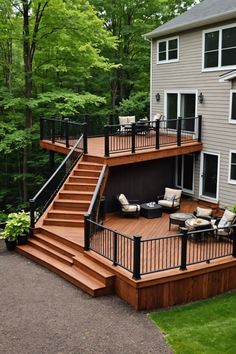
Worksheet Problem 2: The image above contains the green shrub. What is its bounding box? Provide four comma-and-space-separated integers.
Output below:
0, 211, 30, 240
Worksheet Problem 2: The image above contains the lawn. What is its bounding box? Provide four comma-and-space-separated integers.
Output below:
150, 291, 236, 354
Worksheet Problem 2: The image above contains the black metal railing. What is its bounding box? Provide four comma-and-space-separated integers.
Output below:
29, 136, 84, 233
83, 221, 236, 280
104, 116, 202, 156
84, 164, 107, 250
40, 117, 87, 152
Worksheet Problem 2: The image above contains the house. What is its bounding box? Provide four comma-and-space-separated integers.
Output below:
16, 0, 236, 310
145, 0, 236, 209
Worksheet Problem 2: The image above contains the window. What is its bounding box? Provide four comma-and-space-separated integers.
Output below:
157, 37, 178, 63
229, 151, 236, 184
230, 90, 236, 122
203, 25, 236, 70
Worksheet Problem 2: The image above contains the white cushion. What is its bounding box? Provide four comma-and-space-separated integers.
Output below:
122, 204, 140, 212
196, 207, 212, 218
119, 116, 129, 125
223, 209, 236, 223
127, 116, 135, 124
218, 216, 229, 228
158, 200, 179, 208
166, 194, 175, 201
164, 188, 182, 201
118, 194, 129, 207
153, 113, 163, 121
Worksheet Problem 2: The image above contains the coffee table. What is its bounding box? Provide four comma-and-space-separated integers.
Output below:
140, 203, 162, 219
169, 213, 193, 230
185, 218, 211, 241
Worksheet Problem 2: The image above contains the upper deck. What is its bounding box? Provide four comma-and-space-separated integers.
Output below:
40, 117, 203, 166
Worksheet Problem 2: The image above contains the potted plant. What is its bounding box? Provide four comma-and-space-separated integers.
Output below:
0, 211, 30, 250
231, 204, 236, 214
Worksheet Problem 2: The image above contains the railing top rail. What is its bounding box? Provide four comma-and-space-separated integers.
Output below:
41, 117, 86, 126
86, 164, 107, 216
30, 135, 83, 202
88, 219, 133, 240
141, 233, 181, 242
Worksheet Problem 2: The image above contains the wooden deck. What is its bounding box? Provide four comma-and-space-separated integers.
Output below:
40, 134, 202, 166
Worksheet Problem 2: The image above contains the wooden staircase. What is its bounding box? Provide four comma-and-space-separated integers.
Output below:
17, 156, 115, 297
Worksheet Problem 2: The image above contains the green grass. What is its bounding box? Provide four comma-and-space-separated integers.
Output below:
150, 292, 236, 354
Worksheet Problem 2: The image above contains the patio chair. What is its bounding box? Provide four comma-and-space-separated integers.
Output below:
193, 206, 214, 221
118, 116, 136, 134
117, 193, 140, 217
213, 209, 236, 240
157, 187, 182, 212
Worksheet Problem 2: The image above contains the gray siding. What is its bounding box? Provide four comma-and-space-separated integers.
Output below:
151, 21, 236, 208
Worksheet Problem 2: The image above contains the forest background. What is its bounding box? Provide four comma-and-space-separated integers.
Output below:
0, 0, 198, 218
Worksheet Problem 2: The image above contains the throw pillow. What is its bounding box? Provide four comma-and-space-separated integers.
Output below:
196, 207, 212, 218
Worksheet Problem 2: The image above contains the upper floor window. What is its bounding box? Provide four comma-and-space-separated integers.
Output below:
230, 90, 236, 123
204, 25, 236, 70
157, 37, 179, 64
229, 150, 236, 184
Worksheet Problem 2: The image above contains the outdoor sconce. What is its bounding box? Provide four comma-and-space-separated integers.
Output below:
198, 92, 204, 104
155, 93, 160, 102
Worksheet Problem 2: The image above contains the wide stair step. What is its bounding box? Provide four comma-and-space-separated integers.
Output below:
17, 245, 110, 297
73, 169, 101, 177
47, 210, 84, 220
76, 162, 103, 171
63, 183, 96, 192
68, 176, 99, 184
53, 200, 89, 211
58, 191, 93, 200
44, 218, 84, 227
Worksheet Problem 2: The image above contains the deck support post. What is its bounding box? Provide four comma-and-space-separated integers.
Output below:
104, 125, 110, 157
198, 115, 202, 142
180, 228, 188, 271
131, 123, 136, 154
49, 150, 55, 174
177, 117, 182, 146
232, 226, 236, 258
133, 235, 141, 280
29, 199, 35, 237
155, 120, 160, 149
83, 123, 88, 154
113, 231, 118, 266
84, 214, 90, 251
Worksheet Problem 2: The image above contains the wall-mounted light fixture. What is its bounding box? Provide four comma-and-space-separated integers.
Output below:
155, 93, 160, 102
198, 92, 204, 104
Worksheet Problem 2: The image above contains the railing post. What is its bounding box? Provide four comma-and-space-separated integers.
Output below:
104, 125, 110, 157
40, 117, 44, 140
52, 119, 55, 144
83, 123, 88, 154
131, 123, 136, 154
29, 199, 35, 237
84, 214, 90, 251
133, 235, 141, 280
65, 119, 69, 147
177, 117, 182, 147
198, 115, 202, 142
180, 227, 188, 270
232, 226, 236, 258
155, 119, 160, 149
113, 231, 118, 266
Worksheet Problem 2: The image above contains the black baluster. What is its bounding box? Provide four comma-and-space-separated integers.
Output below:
133, 235, 141, 279
180, 227, 188, 270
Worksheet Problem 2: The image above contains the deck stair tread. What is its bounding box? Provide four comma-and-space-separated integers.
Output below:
33, 232, 80, 257
65, 182, 97, 187
59, 190, 93, 196
47, 210, 84, 220
44, 218, 84, 227
48, 210, 85, 216
73, 169, 100, 175
28, 238, 73, 265
17, 245, 108, 296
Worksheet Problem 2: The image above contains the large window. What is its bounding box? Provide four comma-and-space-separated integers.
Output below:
229, 151, 236, 184
203, 25, 236, 70
157, 37, 178, 64
230, 90, 236, 123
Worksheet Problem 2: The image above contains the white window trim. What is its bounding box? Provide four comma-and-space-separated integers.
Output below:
202, 23, 236, 72
228, 150, 236, 185
199, 151, 220, 203
175, 154, 195, 195
157, 36, 179, 64
229, 89, 236, 124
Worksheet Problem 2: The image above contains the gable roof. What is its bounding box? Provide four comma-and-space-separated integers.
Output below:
145, 0, 236, 39
219, 70, 236, 82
